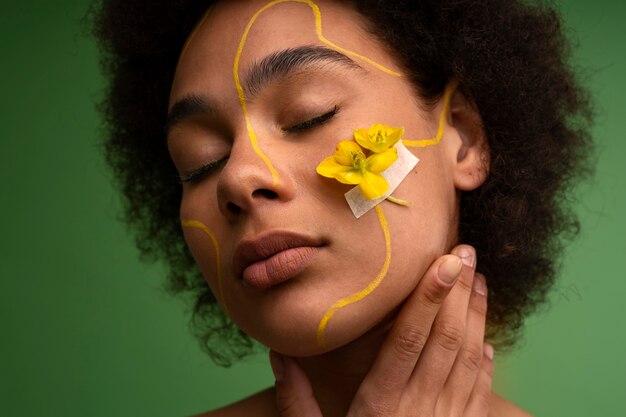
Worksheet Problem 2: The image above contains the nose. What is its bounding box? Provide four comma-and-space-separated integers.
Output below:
216, 135, 295, 220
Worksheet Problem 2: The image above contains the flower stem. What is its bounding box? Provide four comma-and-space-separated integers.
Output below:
386, 195, 411, 207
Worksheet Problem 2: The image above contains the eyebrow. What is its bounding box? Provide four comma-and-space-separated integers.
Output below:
166, 46, 362, 136
243, 45, 362, 98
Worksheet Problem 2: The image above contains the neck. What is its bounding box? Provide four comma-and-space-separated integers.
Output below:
295, 311, 396, 417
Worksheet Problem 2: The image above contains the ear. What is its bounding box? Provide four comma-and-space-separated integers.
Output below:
447, 85, 489, 191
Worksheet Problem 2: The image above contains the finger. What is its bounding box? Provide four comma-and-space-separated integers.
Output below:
437, 273, 488, 416
270, 351, 323, 417
357, 252, 463, 404
463, 343, 494, 417
407, 245, 477, 409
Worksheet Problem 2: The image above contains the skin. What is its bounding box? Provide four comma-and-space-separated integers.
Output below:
166, 1, 532, 415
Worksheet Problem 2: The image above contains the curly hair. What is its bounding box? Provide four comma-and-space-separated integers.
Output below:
90, 0, 593, 366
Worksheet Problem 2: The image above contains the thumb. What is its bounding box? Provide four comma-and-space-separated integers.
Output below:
270, 351, 323, 417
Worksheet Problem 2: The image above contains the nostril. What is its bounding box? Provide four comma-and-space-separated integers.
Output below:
252, 189, 278, 200
227, 201, 241, 215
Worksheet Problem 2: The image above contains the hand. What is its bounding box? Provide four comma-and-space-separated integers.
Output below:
270, 245, 493, 417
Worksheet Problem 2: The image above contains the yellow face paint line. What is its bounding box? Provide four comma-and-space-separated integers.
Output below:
316, 205, 391, 347
233, 0, 404, 188
181, 219, 229, 316
402, 81, 457, 148
233, 1, 283, 186
239, 0, 402, 77
305, 1, 403, 77
178, 6, 214, 65
319, 38, 403, 77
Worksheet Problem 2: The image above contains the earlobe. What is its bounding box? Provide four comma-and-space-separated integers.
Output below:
448, 87, 490, 191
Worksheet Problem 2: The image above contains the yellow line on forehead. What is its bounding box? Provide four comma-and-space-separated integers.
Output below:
178, 6, 214, 63
402, 81, 457, 148
233, 0, 405, 186
181, 219, 228, 315
316, 205, 391, 348
307, 2, 403, 77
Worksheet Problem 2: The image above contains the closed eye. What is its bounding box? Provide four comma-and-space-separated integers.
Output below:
283, 106, 338, 134
177, 156, 229, 183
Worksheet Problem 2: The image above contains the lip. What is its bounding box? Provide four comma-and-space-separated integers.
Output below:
233, 231, 324, 290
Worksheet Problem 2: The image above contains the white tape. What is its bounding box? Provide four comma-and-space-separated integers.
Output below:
345, 141, 419, 218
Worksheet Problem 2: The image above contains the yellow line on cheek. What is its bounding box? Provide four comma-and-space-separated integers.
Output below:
181, 219, 228, 315
316, 205, 391, 348
402, 81, 456, 148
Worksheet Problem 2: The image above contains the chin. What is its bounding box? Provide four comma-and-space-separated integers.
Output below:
224, 257, 423, 356
234, 292, 394, 357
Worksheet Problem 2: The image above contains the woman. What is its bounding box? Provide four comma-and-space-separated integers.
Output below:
91, 0, 592, 415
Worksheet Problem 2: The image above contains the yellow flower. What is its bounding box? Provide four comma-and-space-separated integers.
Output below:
317, 140, 398, 199
354, 123, 404, 153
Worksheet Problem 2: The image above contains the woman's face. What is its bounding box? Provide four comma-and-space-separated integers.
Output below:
167, 0, 462, 355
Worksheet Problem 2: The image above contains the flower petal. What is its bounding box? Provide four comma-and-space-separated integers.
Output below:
354, 128, 371, 150
316, 157, 348, 178
354, 124, 405, 153
383, 126, 404, 147
334, 169, 363, 185
359, 171, 389, 199
317, 157, 362, 184
333, 140, 364, 166
366, 148, 398, 173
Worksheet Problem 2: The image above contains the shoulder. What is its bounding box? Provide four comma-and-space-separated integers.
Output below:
489, 392, 534, 417
192, 387, 277, 417
192, 387, 530, 417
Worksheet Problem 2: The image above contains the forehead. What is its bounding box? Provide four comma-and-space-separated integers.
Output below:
169, 0, 399, 107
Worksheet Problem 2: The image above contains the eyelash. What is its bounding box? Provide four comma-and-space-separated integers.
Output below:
177, 156, 229, 184
283, 106, 338, 133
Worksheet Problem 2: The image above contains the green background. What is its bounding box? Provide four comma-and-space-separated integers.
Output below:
1, 1, 624, 416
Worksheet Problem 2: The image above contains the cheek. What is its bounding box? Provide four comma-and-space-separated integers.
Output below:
181, 226, 220, 292
382, 159, 458, 283
179, 186, 224, 295
179, 181, 219, 218
385, 210, 448, 292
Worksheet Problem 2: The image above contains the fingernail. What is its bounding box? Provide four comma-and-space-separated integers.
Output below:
269, 351, 284, 382
484, 343, 494, 360
438, 256, 463, 285
473, 274, 487, 296
455, 246, 476, 268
